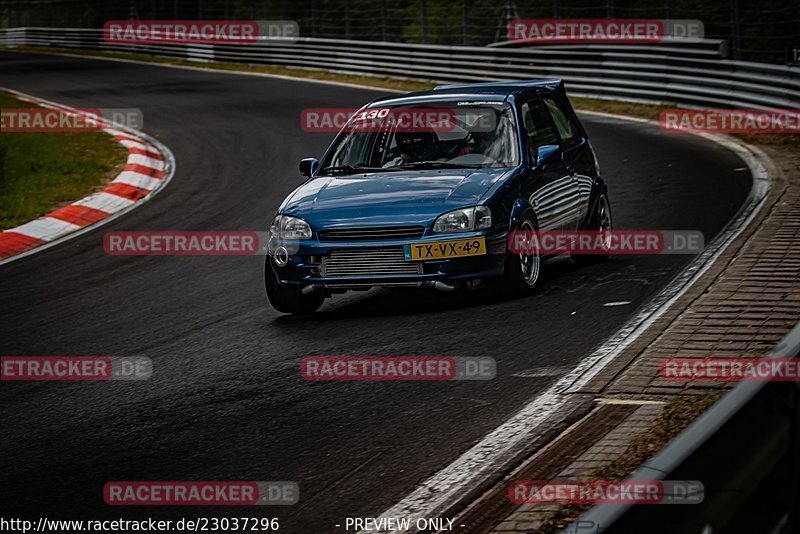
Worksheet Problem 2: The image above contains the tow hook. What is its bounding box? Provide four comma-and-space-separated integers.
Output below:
422, 281, 457, 292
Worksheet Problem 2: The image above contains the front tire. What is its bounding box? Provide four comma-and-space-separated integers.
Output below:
265, 260, 324, 314
501, 214, 541, 294
572, 193, 612, 265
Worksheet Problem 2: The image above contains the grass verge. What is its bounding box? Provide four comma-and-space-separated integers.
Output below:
0, 90, 128, 230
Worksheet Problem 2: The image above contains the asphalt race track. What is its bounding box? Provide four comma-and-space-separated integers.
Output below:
0, 51, 753, 532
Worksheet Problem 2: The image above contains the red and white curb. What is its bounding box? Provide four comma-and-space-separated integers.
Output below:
0, 89, 175, 265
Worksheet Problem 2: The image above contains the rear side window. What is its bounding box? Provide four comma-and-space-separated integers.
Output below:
521, 100, 559, 161
544, 98, 580, 148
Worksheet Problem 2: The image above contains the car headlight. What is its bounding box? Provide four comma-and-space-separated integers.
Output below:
433, 206, 492, 233
270, 215, 312, 239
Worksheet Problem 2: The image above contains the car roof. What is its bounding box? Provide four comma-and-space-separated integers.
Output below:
434, 79, 563, 92
368, 79, 565, 107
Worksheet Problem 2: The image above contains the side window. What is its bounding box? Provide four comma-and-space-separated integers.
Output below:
544, 98, 580, 148
521, 100, 560, 162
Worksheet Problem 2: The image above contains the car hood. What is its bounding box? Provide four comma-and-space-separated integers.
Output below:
280, 168, 510, 228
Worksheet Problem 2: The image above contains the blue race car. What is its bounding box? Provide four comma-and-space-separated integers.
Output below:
266, 79, 611, 314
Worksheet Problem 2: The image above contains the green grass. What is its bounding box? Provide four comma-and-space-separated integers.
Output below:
0, 91, 128, 230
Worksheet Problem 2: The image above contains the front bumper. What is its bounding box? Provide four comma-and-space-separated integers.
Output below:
268, 230, 508, 288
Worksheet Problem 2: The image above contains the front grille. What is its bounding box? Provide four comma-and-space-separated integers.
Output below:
321, 248, 422, 277
318, 226, 425, 241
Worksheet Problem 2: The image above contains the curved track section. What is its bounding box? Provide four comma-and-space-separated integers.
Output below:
0, 88, 175, 264
0, 51, 752, 532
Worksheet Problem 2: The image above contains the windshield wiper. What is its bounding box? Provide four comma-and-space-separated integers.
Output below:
393, 161, 481, 170
320, 164, 386, 175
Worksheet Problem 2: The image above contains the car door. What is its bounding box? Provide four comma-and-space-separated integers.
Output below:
519, 98, 573, 231
542, 97, 592, 230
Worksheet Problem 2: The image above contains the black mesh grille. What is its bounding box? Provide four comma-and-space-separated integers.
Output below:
318, 226, 425, 241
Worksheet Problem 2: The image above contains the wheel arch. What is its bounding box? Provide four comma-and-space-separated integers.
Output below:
580, 178, 609, 230
508, 198, 539, 234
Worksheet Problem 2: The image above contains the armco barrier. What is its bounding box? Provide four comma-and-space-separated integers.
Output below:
489, 37, 732, 60
1, 27, 799, 110
569, 321, 800, 534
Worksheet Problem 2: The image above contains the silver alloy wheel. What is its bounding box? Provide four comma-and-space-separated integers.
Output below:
519, 219, 540, 287
598, 195, 612, 252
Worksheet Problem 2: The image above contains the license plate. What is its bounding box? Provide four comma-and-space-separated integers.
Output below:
404, 237, 486, 261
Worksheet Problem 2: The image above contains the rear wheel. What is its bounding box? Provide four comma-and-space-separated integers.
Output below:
572, 193, 612, 265
501, 215, 541, 294
265, 260, 324, 314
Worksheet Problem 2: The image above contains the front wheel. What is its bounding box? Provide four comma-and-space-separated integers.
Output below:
500, 214, 541, 294
265, 260, 324, 314
572, 193, 612, 265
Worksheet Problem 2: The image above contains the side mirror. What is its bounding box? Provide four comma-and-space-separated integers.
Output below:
299, 158, 319, 178
534, 145, 562, 169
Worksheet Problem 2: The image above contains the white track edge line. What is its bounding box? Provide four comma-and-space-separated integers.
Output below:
0, 59, 774, 526
362, 115, 774, 533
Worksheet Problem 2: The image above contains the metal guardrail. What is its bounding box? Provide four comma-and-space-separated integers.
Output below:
569, 321, 800, 534
489, 38, 732, 60
1, 27, 799, 110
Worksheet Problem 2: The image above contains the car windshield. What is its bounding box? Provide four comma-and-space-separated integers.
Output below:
318, 102, 519, 175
